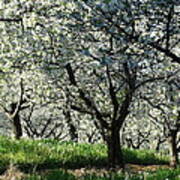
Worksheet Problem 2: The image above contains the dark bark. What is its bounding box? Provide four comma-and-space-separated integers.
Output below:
107, 127, 124, 168
64, 87, 78, 142
65, 63, 135, 168
65, 108, 78, 142
155, 137, 166, 152
0, 18, 22, 22
10, 103, 23, 139
0, 79, 31, 139
69, 123, 78, 142
12, 114, 23, 139
169, 130, 178, 168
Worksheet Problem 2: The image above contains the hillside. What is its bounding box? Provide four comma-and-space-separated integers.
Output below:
0, 136, 179, 180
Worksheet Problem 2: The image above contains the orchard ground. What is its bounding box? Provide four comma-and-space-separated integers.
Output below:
0, 136, 179, 180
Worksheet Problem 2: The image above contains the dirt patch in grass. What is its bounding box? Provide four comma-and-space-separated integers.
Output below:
125, 164, 171, 172
0, 164, 172, 179
0, 165, 24, 180
67, 164, 172, 177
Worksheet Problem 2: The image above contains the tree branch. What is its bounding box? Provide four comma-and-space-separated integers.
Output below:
65, 63, 109, 129
106, 65, 119, 120
0, 18, 22, 22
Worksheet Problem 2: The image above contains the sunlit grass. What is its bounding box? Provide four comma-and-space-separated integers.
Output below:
0, 136, 170, 175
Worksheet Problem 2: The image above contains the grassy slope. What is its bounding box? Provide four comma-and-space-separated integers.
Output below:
0, 136, 179, 180
0, 136, 169, 171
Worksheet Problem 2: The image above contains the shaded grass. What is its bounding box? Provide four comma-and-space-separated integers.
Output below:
146, 168, 180, 180
123, 148, 169, 165
23, 168, 180, 180
0, 136, 169, 174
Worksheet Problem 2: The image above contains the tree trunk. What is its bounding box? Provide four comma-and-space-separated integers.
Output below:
107, 128, 124, 168
169, 130, 178, 168
64, 109, 78, 142
69, 123, 78, 142
13, 114, 23, 139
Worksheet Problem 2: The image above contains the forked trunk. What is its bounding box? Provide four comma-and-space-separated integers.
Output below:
13, 114, 23, 139
107, 128, 124, 168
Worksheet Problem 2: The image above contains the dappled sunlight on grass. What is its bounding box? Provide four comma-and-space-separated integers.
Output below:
0, 136, 178, 180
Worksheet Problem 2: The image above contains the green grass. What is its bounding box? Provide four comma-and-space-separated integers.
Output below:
0, 136, 106, 173
0, 136, 179, 179
123, 148, 169, 165
0, 136, 169, 174
146, 168, 180, 180
23, 168, 180, 180
23, 170, 76, 180
0, 136, 107, 173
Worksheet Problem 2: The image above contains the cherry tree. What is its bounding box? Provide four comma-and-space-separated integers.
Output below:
57, 0, 174, 167
140, 74, 180, 167
0, 0, 179, 168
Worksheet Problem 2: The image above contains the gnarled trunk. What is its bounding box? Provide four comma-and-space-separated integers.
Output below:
169, 130, 178, 168
13, 114, 23, 139
107, 128, 124, 168
69, 123, 78, 142
64, 109, 78, 142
